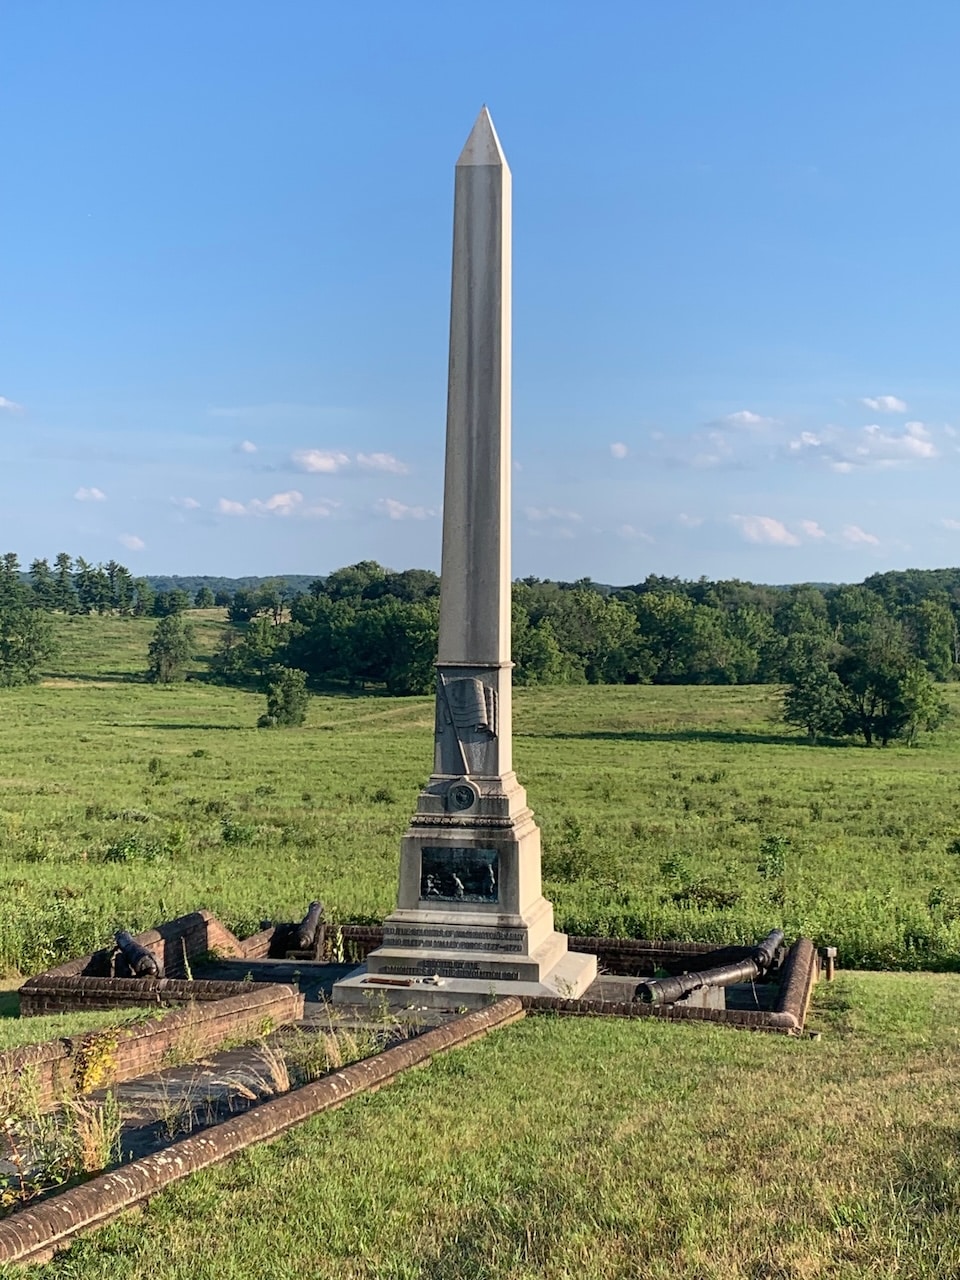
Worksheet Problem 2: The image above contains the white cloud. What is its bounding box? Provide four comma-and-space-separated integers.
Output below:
861, 395, 907, 413
724, 410, 777, 428
618, 523, 653, 541
799, 519, 827, 539
74, 487, 106, 502
292, 448, 351, 473
376, 498, 435, 521
525, 507, 583, 523
677, 513, 704, 528
171, 496, 200, 510
236, 440, 257, 454
731, 515, 801, 547
788, 421, 938, 470
941, 518, 960, 531
788, 431, 822, 451
357, 452, 409, 475
119, 534, 145, 551
218, 491, 316, 518
0, 397, 23, 412
841, 524, 880, 547
610, 442, 629, 459
857, 421, 936, 463
248, 490, 303, 517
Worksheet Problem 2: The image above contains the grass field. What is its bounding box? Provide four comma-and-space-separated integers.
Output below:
0, 616, 958, 1276
0, 1002, 146, 1053
17, 971, 960, 1280
0, 614, 957, 973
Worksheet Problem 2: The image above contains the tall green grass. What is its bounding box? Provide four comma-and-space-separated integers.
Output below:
23, 972, 960, 1280
0, 615, 956, 973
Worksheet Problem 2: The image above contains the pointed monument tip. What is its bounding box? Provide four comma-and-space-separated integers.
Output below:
456, 106, 508, 168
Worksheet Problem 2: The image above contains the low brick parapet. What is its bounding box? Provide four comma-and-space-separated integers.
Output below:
3, 983, 303, 1109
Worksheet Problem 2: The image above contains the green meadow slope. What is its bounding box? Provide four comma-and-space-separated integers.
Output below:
0, 613, 956, 972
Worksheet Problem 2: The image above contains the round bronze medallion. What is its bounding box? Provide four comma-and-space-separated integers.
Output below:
447, 783, 476, 811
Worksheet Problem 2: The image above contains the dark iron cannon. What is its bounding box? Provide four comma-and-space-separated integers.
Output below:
634, 929, 785, 1006
293, 900, 325, 952
114, 930, 163, 979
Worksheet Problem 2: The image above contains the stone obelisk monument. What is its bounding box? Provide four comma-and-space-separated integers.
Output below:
334, 109, 596, 1010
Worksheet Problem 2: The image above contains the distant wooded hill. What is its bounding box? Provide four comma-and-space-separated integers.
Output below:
143, 574, 321, 596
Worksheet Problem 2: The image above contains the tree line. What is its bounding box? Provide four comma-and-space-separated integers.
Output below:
198, 559, 958, 745
3, 551, 960, 746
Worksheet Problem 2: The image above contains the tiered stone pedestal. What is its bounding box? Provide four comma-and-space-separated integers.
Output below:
333, 773, 596, 1011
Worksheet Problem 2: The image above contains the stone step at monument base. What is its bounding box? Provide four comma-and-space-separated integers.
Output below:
332, 948, 597, 1012
365, 929, 570, 985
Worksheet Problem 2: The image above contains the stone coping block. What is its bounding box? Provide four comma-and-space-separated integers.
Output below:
0, 998, 524, 1266
1, 983, 303, 1110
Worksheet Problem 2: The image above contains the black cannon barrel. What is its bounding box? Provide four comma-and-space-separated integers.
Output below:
751, 928, 785, 970
114, 930, 162, 979
293, 901, 324, 950
635, 930, 785, 1006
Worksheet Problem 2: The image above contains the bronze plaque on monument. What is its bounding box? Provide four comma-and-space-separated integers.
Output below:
420, 847, 499, 903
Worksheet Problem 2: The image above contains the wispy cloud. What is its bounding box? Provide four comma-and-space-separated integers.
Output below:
218, 491, 335, 518
525, 507, 583, 523
618, 523, 653, 541
942, 518, 960, 531
292, 449, 351, 473
375, 498, 435, 521
722, 409, 778, 428
609, 442, 628, 459
248, 490, 303, 517
731, 515, 801, 547
860, 395, 907, 413
235, 440, 257, 454
799, 519, 826, 539
119, 533, 145, 551
787, 421, 937, 471
0, 397, 23, 412
841, 523, 880, 547
170, 496, 200, 510
74, 487, 106, 502
357, 452, 409, 475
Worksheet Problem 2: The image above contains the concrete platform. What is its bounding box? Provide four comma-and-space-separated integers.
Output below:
332, 948, 597, 1012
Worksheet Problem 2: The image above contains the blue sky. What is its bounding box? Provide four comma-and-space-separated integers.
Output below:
4, 1, 960, 583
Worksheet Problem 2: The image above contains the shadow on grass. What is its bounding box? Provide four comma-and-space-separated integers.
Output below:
895, 1121, 960, 1225
528, 728, 852, 748
110, 722, 250, 731
41, 671, 144, 684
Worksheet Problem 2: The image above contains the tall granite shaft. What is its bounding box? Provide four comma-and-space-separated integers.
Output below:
333, 110, 596, 1009
435, 106, 514, 785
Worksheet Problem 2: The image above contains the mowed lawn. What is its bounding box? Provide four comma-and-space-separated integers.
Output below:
0, 613, 957, 972
23, 971, 960, 1280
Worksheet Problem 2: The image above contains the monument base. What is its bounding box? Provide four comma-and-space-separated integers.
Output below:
331, 947, 597, 1012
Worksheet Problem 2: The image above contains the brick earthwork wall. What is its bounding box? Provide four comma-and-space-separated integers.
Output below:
3, 983, 302, 1110
35, 910, 244, 983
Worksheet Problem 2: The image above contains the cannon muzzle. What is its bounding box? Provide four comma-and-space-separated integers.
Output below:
114, 930, 162, 978
293, 900, 324, 951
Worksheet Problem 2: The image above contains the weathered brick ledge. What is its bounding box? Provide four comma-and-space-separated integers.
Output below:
522, 937, 820, 1034
3, 983, 303, 1108
0, 997, 524, 1266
